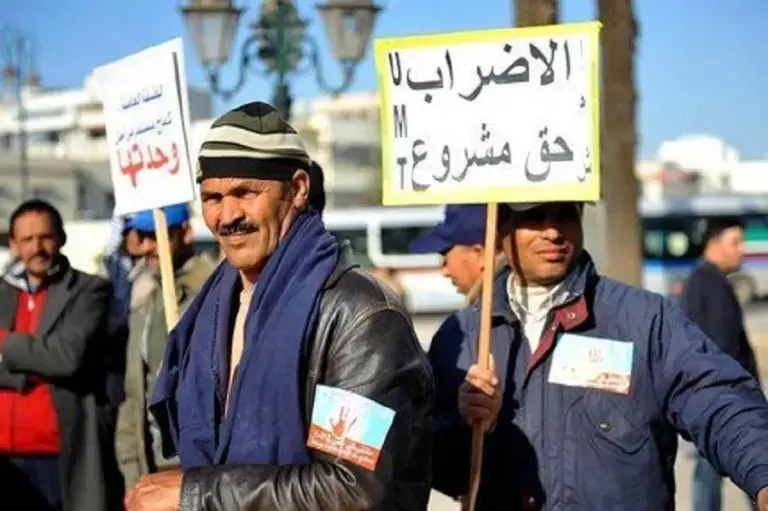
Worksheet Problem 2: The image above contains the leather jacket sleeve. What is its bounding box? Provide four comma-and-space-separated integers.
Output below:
179, 306, 434, 511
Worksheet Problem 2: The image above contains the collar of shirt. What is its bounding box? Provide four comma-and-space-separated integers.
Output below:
4, 256, 65, 293
506, 267, 577, 324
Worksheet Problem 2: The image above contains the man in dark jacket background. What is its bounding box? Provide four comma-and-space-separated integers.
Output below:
409, 204, 492, 299
680, 215, 759, 511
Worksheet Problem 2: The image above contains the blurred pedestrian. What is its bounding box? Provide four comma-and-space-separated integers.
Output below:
99, 216, 149, 414
409, 204, 502, 510
681, 216, 759, 511
0, 199, 114, 511
430, 201, 768, 511
409, 204, 504, 306
115, 203, 216, 490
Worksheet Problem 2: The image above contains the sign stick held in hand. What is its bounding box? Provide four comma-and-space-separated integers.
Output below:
152, 208, 180, 331
467, 202, 498, 510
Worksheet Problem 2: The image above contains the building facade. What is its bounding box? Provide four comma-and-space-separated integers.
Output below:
635, 135, 768, 199
189, 91, 383, 210
293, 92, 382, 208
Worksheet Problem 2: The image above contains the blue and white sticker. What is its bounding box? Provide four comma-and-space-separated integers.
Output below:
548, 333, 634, 395
306, 385, 396, 471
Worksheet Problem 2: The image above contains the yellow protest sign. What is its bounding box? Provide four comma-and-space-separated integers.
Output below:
374, 21, 602, 206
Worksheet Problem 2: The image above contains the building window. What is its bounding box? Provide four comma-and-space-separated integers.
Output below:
105, 192, 115, 212
20, 107, 65, 119
77, 181, 88, 210
27, 132, 50, 145
31, 186, 57, 202
331, 143, 380, 168
88, 128, 106, 139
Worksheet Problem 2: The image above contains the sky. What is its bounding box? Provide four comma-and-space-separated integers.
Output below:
4, 0, 768, 159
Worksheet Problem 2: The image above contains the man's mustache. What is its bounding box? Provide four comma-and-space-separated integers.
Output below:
218, 221, 259, 236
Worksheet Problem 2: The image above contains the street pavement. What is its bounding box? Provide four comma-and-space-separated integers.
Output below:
413, 304, 768, 511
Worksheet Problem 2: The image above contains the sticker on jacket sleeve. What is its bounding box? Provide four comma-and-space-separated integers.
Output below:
306, 385, 396, 471
548, 333, 634, 395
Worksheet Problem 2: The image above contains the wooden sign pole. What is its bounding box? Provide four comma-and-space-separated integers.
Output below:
152, 208, 180, 332
466, 202, 499, 510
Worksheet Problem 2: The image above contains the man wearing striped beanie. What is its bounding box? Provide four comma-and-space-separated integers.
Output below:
128, 102, 432, 511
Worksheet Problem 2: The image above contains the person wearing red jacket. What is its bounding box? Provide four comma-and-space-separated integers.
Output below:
0, 199, 115, 511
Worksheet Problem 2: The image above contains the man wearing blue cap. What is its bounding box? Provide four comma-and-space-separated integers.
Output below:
410, 204, 500, 508
115, 203, 217, 490
97, 213, 151, 508
99, 215, 148, 408
410, 205, 499, 301
123, 204, 195, 272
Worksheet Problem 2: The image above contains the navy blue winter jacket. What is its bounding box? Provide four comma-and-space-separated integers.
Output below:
430, 253, 768, 510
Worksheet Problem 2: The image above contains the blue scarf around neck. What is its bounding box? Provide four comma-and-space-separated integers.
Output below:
150, 210, 339, 468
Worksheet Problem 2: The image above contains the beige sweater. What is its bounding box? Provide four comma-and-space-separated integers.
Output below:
226, 288, 252, 411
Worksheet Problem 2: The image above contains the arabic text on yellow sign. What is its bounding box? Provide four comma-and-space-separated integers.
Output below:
374, 21, 602, 206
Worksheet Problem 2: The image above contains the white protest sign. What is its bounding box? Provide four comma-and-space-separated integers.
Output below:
94, 38, 196, 215
374, 22, 601, 206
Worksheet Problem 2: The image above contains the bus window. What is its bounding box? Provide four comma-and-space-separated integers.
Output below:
642, 216, 702, 260
380, 226, 434, 255
666, 232, 690, 257
329, 228, 371, 267
744, 214, 768, 242
643, 231, 665, 258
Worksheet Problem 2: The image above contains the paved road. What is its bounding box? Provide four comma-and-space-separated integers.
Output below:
413, 305, 768, 511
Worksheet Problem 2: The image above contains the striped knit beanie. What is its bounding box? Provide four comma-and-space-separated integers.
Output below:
196, 101, 311, 182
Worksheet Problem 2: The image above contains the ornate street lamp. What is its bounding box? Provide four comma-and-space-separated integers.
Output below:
180, 0, 381, 120
1, 25, 39, 201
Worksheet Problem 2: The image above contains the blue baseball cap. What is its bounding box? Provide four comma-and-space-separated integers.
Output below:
124, 203, 190, 233
409, 205, 487, 255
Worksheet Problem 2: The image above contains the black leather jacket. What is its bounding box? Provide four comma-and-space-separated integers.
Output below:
178, 246, 434, 510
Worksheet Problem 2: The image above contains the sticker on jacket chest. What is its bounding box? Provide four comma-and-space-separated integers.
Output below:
306, 385, 396, 471
548, 333, 634, 395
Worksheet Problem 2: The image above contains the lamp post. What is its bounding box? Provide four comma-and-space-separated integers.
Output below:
1, 25, 39, 201
180, 0, 381, 120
